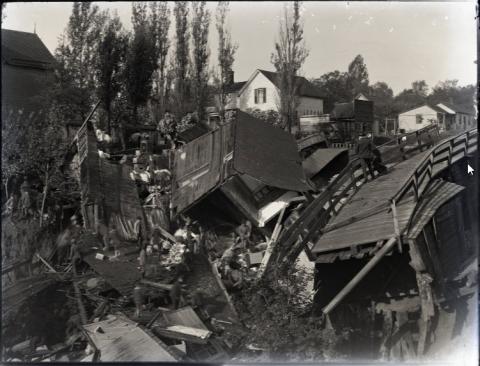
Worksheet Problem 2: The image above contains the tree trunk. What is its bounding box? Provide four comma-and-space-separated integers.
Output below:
107, 105, 111, 135
39, 163, 49, 227
4, 180, 8, 201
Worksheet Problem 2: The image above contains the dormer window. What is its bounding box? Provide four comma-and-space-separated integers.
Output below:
254, 88, 266, 104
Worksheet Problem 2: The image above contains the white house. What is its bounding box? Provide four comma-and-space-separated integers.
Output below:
436, 102, 476, 131
398, 102, 476, 133
223, 69, 325, 117
398, 104, 444, 132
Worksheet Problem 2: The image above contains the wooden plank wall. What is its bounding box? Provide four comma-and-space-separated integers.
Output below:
99, 159, 144, 240
171, 123, 234, 215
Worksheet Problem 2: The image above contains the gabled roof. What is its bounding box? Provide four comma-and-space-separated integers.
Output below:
224, 81, 246, 94
437, 102, 475, 116
238, 69, 325, 99
1, 29, 55, 69
398, 103, 444, 115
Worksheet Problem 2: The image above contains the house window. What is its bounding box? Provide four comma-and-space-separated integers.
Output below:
254, 88, 266, 104
415, 114, 423, 124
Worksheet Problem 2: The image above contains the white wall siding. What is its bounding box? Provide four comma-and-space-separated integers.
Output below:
398, 105, 439, 132
238, 72, 279, 111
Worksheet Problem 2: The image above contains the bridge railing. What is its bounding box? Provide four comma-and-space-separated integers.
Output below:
394, 128, 477, 205
378, 124, 441, 164
263, 156, 373, 275
262, 127, 477, 276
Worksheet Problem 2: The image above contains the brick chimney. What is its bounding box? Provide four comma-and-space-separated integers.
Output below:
227, 70, 234, 85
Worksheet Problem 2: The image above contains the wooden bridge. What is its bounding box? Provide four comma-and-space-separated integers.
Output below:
263, 127, 477, 281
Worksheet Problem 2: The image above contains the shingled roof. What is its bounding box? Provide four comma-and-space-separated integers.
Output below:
224, 81, 246, 94
437, 102, 475, 116
2, 29, 55, 69
257, 69, 325, 99
2, 29, 56, 110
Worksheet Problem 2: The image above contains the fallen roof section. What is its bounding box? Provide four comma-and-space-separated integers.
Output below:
233, 111, 311, 192
407, 179, 465, 240
312, 195, 415, 253
302, 148, 348, 179
82, 313, 179, 362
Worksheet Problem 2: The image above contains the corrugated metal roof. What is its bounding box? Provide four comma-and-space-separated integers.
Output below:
233, 111, 312, 192
407, 179, 465, 240
302, 148, 348, 178
83, 313, 178, 362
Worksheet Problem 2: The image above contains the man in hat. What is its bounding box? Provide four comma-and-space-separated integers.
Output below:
356, 134, 375, 179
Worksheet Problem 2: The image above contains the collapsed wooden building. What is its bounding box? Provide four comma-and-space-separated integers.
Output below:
62, 104, 477, 361
262, 126, 478, 359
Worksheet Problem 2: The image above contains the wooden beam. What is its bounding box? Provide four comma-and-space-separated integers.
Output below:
322, 237, 397, 314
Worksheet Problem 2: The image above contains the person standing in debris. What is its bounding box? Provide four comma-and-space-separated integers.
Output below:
219, 244, 242, 277
169, 277, 185, 309
19, 177, 33, 218
133, 283, 144, 318
69, 238, 82, 275
356, 134, 375, 179
235, 220, 252, 250
138, 242, 147, 277
372, 147, 387, 175
134, 216, 144, 250
109, 228, 121, 257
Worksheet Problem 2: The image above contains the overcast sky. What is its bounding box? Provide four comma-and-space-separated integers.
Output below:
2, 1, 477, 94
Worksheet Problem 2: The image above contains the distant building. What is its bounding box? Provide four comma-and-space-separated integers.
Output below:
330, 94, 374, 137
436, 102, 476, 131
398, 102, 476, 132
221, 69, 325, 117
1, 29, 55, 112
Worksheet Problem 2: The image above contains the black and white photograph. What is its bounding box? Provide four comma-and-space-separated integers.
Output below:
1, 1, 478, 364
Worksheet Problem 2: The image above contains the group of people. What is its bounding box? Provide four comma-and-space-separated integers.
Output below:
216, 220, 267, 291
3, 178, 38, 219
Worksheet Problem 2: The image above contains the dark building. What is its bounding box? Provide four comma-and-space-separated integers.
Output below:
331, 95, 374, 139
1, 29, 56, 112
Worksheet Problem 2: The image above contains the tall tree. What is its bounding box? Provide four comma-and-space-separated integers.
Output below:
215, 1, 238, 120
393, 80, 429, 114
125, 2, 156, 123
2, 106, 67, 226
191, 1, 211, 122
368, 81, 394, 120
411, 80, 429, 98
347, 54, 369, 97
428, 80, 475, 110
271, 1, 309, 133
149, 2, 171, 120
96, 12, 127, 133
173, 1, 191, 120
311, 71, 351, 113
55, 2, 106, 121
